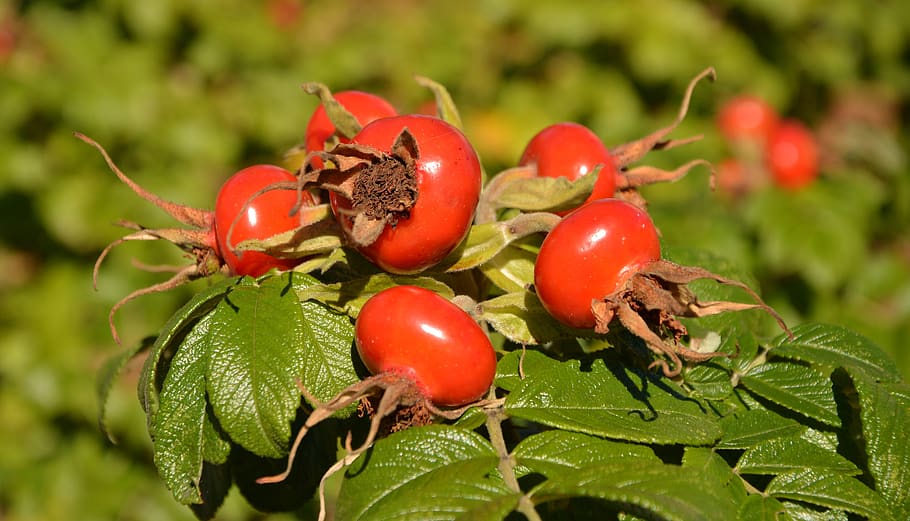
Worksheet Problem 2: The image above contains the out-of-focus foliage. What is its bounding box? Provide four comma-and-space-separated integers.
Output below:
0, 0, 907, 519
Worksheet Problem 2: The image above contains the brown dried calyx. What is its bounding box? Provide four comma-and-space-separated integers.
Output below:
610, 67, 718, 206
297, 128, 420, 247
76, 132, 226, 344
256, 374, 499, 521
592, 259, 793, 378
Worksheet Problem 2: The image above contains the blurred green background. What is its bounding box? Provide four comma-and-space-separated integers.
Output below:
1, 0, 907, 519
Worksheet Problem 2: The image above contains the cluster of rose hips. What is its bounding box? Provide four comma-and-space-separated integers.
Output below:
88, 72, 790, 489
715, 94, 820, 194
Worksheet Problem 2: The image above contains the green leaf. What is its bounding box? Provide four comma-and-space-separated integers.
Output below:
301, 81, 363, 138
436, 212, 556, 273
504, 350, 722, 445
152, 311, 217, 505
335, 425, 515, 521
206, 276, 308, 458
295, 272, 454, 317
682, 358, 734, 401
290, 273, 360, 406
495, 349, 560, 393
771, 323, 901, 382
479, 244, 536, 293
531, 460, 738, 521
736, 495, 792, 521
740, 361, 841, 427
513, 430, 657, 478
493, 169, 599, 213
478, 291, 583, 345
201, 417, 231, 465
781, 502, 847, 521
766, 469, 891, 520
452, 494, 523, 521
139, 277, 251, 419
97, 335, 153, 443
853, 370, 910, 520
717, 409, 806, 450
682, 447, 749, 508
414, 75, 463, 129
737, 437, 860, 476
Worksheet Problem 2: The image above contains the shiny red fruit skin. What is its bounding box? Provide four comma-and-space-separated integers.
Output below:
534, 199, 661, 329
766, 119, 819, 190
330, 114, 483, 274
717, 94, 779, 142
304, 90, 397, 153
355, 285, 497, 407
518, 122, 617, 215
214, 165, 314, 277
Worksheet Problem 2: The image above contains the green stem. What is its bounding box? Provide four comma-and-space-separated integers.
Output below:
730, 345, 770, 387
485, 407, 542, 521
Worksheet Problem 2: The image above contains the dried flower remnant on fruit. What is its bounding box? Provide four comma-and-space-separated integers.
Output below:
350, 154, 418, 224
593, 260, 792, 377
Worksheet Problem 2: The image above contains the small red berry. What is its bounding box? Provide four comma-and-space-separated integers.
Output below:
766, 120, 819, 190
717, 94, 779, 143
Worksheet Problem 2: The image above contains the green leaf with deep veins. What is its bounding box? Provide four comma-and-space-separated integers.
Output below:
478, 291, 585, 345
771, 323, 901, 382
717, 409, 806, 450
493, 169, 599, 213
512, 430, 658, 478
853, 370, 910, 520
295, 272, 455, 317
504, 350, 722, 445
740, 361, 841, 427
153, 311, 221, 505
479, 244, 537, 293
530, 460, 737, 521
682, 448, 749, 513
289, 272, 359, 405
140, 277, 253, 420
335, 425, 515, 521
737, 437, 860, 476
766, 469, 891, 520
206, 275, 309, 458
736, 494, 791, 521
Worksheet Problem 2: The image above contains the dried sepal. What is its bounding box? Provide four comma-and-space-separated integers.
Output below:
616, 159, 716, 191
79, 134, 223, 342
256, 373, 497, 520
74, 132, 212, 229
295, 129, 422, 248
594, 258, 791, 377
609, 67, 716, 169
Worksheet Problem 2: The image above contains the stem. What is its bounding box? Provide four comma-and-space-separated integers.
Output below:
504, 211, 561, 238
485, 407, 542, 521
730, 346, 770, 387
732, 465, 767, 496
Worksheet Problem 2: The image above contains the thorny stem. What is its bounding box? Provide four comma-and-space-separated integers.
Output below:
485, 405, 542, 521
